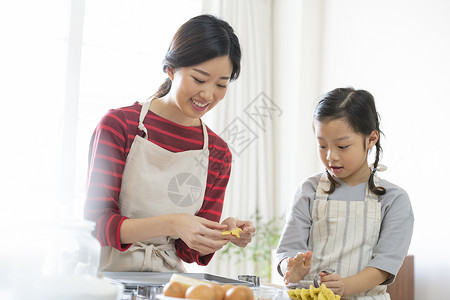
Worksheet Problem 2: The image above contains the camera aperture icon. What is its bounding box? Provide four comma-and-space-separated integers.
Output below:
167, 173, 203, 207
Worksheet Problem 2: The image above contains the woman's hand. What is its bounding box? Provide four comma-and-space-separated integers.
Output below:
221, 217, 255, 247
319, 272, 344, 296
284, 250, 312, 285
173, 214, 231, 256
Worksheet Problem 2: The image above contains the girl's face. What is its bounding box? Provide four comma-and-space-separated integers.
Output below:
314, 118, 379, 186
165, 55, 233, 126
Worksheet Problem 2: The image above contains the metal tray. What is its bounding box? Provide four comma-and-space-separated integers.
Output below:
101, 272, 253, 290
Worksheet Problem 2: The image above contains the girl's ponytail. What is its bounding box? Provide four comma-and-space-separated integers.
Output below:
324, 169, 340, 194
368, 141, 386, 195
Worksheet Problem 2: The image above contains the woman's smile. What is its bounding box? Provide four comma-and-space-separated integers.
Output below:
190, 98, 210, 111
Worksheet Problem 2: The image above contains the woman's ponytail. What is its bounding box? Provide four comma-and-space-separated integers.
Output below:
153, 78, 172, 99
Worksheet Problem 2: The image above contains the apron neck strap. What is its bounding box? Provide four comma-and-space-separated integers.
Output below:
316, 172, 381, 202
138, 100, 151, 138
315, 173, 331, 201
365, 173, 381, 202
199, 119, 208, 151
138, 100, 209, 150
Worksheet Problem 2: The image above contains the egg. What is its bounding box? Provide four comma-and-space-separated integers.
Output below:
211, 283, 226, 300
225, 285, 254, 300
221, 284, 234, 293
163, 281, 186, 298
185, 284, 214, 300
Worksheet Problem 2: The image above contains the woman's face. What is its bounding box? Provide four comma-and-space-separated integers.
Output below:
166, 55, 233, 126
314, 118, 378, 186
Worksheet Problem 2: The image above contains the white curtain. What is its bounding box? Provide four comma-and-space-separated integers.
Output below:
190, 0, 279, 279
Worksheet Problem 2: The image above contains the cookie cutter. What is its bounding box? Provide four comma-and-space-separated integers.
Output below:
313, 268, 335, 288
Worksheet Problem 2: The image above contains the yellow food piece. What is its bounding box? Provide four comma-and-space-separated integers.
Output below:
221, 227, 243, 238
287, 284, 340, 300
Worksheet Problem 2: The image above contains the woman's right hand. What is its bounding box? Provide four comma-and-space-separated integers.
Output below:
284, 250, 313, 285
172, 213, 231, 256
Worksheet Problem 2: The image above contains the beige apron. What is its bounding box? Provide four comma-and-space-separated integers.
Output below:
304, 173, 390, 300
100, 100, 209, 272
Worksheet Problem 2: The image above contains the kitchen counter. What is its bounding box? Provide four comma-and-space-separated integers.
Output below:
101, 272, 292, 300
252, 283, 292, 300
120, 283, 291, 300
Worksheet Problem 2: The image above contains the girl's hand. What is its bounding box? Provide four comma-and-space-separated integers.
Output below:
173, 214, 230, 256
221, 217, 256, 248
319, 272, 344, 296
284, 250, 312, 285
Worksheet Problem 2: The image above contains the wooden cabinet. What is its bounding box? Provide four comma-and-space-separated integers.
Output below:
386, 255, 414, 300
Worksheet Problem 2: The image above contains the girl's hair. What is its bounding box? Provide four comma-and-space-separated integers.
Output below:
314, 87, 386, 195
153, 14, 241, 98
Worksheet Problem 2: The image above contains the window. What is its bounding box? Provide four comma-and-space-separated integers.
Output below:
2, 0, 201, 219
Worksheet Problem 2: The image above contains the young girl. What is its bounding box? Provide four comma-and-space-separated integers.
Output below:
84, 15, 255, 272
276, 88, 414, 299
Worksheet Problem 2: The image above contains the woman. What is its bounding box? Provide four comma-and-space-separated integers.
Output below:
85, 14, 255, 272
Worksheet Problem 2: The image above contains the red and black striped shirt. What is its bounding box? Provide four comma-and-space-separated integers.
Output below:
84, 102, 232, 265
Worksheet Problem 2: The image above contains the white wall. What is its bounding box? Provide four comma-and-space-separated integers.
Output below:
273, 0, 324, 219
275, 0, 450, 298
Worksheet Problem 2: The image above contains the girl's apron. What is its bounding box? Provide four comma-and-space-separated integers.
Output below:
100, 100, 209, 272
304, 173, 390, 300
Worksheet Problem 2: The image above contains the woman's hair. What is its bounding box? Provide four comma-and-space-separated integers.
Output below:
314, 87, 386, 195
153, 14, 241, 98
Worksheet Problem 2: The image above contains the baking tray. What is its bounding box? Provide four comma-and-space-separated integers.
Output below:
101, 272, 253, 290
